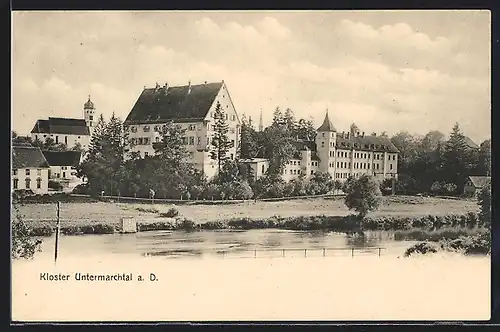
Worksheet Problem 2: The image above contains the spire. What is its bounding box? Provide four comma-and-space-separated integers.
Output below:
84, 95, 95, 110
258, 109, 263, 132
317, 109, 336, 132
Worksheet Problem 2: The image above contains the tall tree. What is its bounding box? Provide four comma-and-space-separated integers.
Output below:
210, 102, 234, 174
477, 139, 491, 176
240, 115, 261, 159
421, 130, 445, 153
442, 123, 473, 191
261, 125, 297, 175
295, 118, 317, 141
283, 108, 296, 133
271, 107, 285, 127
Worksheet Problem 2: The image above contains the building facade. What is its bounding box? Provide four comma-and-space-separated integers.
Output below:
463, 176, 491, 197
245, 112, 399, 183
123, 81, 241, 180
12, 144, 50, 194
30, 97, 95, 150
42, 150, 84, 192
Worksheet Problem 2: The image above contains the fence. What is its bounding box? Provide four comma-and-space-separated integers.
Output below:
214, 247, 387, 259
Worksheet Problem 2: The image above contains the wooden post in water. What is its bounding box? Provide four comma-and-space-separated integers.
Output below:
54, 201, 61, 264
304, 249, 307, 257
254, 249, 256, 258
282, 249, 285, 258
323, 248, 326, 257
351, 248, 354, 258
378, 248, 381, 257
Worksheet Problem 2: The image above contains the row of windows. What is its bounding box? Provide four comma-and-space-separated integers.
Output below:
34, 134, 83, 143
287, 160, 301, 166
13, 178, 42, 189
12, 169, 42, 176
326, 162, 394, 170
129, 120, 238, 134
283, 169, 302, 175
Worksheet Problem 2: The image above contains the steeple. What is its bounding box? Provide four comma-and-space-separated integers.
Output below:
258, 109, 263, 132
84, 95, 95, 133
317, 109, 336, 132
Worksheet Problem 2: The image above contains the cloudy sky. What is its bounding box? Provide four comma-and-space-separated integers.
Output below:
12, 11, 491, 143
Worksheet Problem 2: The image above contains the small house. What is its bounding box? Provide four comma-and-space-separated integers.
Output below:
12, 144, 50, 194
42, 150, 83, 192
463, 176, 491, 197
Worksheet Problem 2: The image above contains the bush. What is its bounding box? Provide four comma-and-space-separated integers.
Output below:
404, 242, 439, 257
478, 184, 491, 226
159, 207, 179, 218
174, 218, 198, 231
229, 181, 254, 200
30, 224, 54, 237
135, 206, 160, 214
61, 223, 116, 235
72, 183, 90, 195
137, 221, 175, 232
11, 206, 43, 259
48, 180, 63, 191
200, 221, 226, 230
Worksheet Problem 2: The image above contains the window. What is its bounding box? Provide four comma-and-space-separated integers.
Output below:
55, 136, 59, 144
211, 125, 216, 131
311, 170, 314, 175
25, 178, 31, 189
230, 153, 234, 160
230, 128, 235, 134
262, 165, 265, 173
322, 133, 325, 137
155, 137, 160, 142
321, 142, 325, 148
56, 173, 60, 178
25, 169, 30, 176
37, 178, 42, 189
13, 178, 18, 189
390, 164, 393, 170
336, 162, 339, 168
35, 135, 38, 140
231, 139, 235, 146
189, 125, 196, 131
143, 126, 150, 132
231, 115, 235, 121
189, 137, 195, 145
12, 169, 17, 176
144, 152, 149, 157
89, 115, 93, 121
78, 136, 81, 139
144, 138, 150, 145
37, 169, 41, 175
197, 137, 201, 145
63, 172, 66, 178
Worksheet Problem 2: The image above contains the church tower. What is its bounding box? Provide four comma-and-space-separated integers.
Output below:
84, 95, 95, 135
315, 110, 337, 175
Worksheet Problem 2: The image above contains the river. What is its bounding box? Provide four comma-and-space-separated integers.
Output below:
12, 230, 491, 322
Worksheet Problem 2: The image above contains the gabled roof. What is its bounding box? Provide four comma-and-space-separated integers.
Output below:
464, 136, 479, 149
31, 117, 90, 136
317, 112, 336, 132
468, 176, 491, 188
124, 82, 224, 125
12, 146, 50, 169
42, 150, 82, 167
336, 135, 400, 153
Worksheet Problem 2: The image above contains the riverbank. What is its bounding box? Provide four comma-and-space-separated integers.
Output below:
16, 195, 478, 224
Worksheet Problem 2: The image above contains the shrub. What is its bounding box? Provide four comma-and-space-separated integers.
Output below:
11, 206, 43, 259
159, 207, 179, 218
343, 175, 383, 219
404, 242, 439, 257
174, 218, 198, 231
229, 181, 254, 200
137, 221, 175, 232
30, 224, 54, 237
48, 180, 64, 191
135, 206, 160, 214
200, 221, 226, 230
72, 183, 90, 195
477, 184, 491, 226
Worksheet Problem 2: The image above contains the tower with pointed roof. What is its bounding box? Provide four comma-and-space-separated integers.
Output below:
315, 110, 337, 174
84, 95, 95, 135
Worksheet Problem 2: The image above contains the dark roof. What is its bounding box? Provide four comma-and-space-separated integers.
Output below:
335, 135, 399, 153
293, 134, 399, 154
464, 136, 479, 149
42, 150, 82, 167
12, 141, 33, 147
124, 82, 224, 125
317, 112, 336, 132
468, 176, 491, 188
12, 146, 50, 169
31, 117, 90, 136
84, 97, 95, 110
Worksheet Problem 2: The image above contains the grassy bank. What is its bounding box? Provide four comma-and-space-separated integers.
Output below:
16, 195, 479, 224
25, 212, 487, 236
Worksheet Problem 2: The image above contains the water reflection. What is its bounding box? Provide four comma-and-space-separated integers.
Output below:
37, 229, 416, 259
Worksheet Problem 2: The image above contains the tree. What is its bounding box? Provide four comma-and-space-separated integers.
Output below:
421, 130, 445, 152
478, 184, 491, 225
295, 118, 317, 141
71, 142, 84, 152
310, 172, 335, 194
343, 174, 383, 219
240, 114, 261, 159
272, 107, 285, 127
210, 102, 234, 174
477, 139, 491, 176
283, 108, 296, 133
11, 204, 42, 259
442, 123, 474, 192
229, 181, 254, 200
217, 159, 241, 184
261, 125, 297, 175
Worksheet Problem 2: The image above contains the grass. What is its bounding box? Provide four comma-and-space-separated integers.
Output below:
15, 195, 479, 225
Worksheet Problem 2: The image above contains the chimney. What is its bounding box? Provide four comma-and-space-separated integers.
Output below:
204, 81, 207, 84
362, 131, 365, 137
346, 132, 350, 139
164, 82, 169, 95
187, 80, 192, 94
155, 82, 160, 91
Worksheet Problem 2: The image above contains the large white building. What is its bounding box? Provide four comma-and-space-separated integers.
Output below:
123, 80, 241, 180
244, 112, 399, 183
30, 96, 96, 150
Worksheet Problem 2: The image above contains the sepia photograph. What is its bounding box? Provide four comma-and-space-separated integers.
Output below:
11, 10, 491, 322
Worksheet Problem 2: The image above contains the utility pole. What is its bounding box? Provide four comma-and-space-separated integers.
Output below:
54, 201, 61, 264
